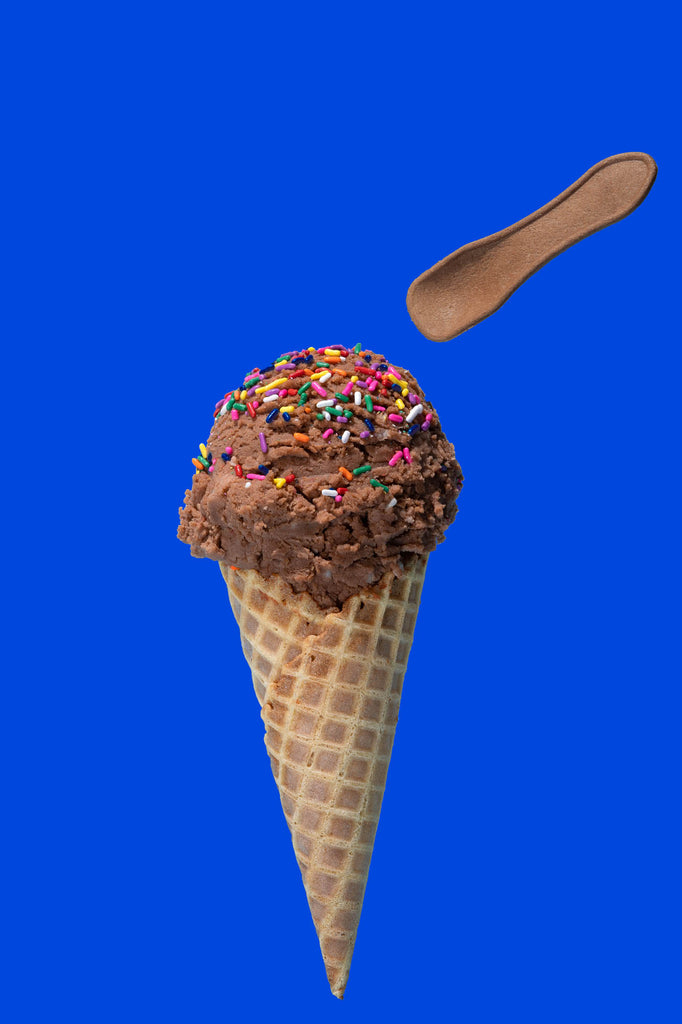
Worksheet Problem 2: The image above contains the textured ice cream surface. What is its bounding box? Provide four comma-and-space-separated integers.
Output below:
178, 344, 463, 608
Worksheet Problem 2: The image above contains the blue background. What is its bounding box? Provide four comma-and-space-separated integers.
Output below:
4, 2, 680, 1021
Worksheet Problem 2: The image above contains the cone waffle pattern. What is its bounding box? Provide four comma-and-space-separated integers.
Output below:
221, 555, 428, 998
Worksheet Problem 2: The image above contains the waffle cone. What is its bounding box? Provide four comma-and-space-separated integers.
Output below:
220, 554, 429, 998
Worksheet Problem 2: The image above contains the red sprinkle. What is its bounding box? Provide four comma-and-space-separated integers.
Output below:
235, 464, 244, 478
246, 402, 257, 418
285, 474, 295, 484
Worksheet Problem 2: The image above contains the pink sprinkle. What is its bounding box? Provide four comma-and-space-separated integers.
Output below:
259, 432, 268, 454
311, 382, 327, 397
388, 367, 402, 378
335, 495, 343, 503
368, 379, 378, 392
208, 462, 216, 472
403, 447, 412, 464
374, 404, 386, 412
252, 400, 259, 410
388, 413, 403, 423
425, 412, 432, 421
342, 381, 354, 396
231, 410, 239, 421
278, 388, 288, 398
389, 452, 403, 467
322, 428, 334, 439
224, 447, 233, 456
246, 473, 266, 480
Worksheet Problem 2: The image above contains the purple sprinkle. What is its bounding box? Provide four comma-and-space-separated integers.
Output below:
259, 432, 268, 453
265, 389, 279, 398
421, 421, 431, 430
409, 393, 419, 404
215, 398, 229, 410
360, 431, 370, 438
247, 386, 258, 397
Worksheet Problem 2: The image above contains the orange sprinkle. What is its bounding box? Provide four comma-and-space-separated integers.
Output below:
192, 458, 203, 470
293, 433, 310, 443
230, 565, 238, 571
339, 466, 353, 481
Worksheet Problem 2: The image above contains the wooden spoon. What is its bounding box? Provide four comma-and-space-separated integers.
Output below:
406, 152, 657, 342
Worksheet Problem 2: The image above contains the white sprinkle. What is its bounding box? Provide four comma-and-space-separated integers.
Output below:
386, 497, 397, 509
245, 482, 252, 489
322, 489, 338, 497
263, 394, 280, 404
406, 403, 423, 423
354, 391, 361, 405
316, 399, 335, 408
319, 372, 332, 384
323, 411, 332, 421
341, 430, 351, 443
220, 404, 229, 416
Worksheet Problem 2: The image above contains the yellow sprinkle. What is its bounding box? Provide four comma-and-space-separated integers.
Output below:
387, 374, 400, 385
199, 443, 208, 458
307, 347, 316, 353
396, 398, 405, 410
280, 405, 295, 413
274, 477, 286, 489
254, 377, 288, 394
240, 390, 248, 401
310, 371, 326, 380
402, 388, 409, 397
351, 375, 359, 382
324, 349, 341, 355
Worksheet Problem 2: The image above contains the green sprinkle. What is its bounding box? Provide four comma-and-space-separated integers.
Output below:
233, 402, 247, 411
353, 464, 371, 476
334, 393, 348, 402
370, 478, 389, 493
316, 361, 330, 367
364, 396, 374, 412
316, 413, 325, 420
297, 396, 307, 407
243, 376, 260, 386
198, 456, 211, 469
344, 410, 353, 420
226, 398, 235, 411
298, 381, 312, 394
274, 357, 288, 365
353, 343, 362, 354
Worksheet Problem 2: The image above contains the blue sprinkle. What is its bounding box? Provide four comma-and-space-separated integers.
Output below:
282, 411, 291, 422
305, 355, 314, 364
408, 423, 420, 436
221, 453, 230, 462
378, 363, 388, 371
260, 364, 274, 374
292, 356, 306, 364
363, 418, 375, 433
258, 464, 269, 475
364, 354, 372, 363
266, 408, 279, 423
391, 383, 402, 393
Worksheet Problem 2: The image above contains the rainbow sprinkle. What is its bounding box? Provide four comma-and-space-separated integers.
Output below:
190, 344, 442, 511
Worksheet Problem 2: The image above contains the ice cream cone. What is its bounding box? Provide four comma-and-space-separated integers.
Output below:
221, 554, 429, 998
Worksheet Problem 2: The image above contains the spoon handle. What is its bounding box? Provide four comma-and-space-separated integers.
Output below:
407, 152, 657, 342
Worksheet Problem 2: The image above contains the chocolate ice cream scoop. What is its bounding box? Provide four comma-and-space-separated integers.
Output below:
178, 345, 463, 608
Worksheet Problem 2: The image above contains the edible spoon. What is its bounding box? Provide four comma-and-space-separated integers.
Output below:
406, 152, 657, 342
